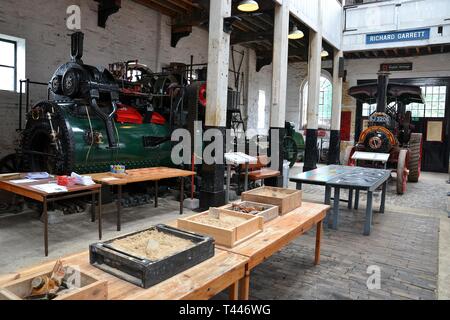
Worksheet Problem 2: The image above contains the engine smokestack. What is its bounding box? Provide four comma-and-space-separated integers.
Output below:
71, 32, 84, 63
376, 71, 390, 113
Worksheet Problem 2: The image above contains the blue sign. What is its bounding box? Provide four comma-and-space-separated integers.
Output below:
366, 28, 430, 44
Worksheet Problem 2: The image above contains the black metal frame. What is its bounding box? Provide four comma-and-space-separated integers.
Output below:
17, 79, 49, 131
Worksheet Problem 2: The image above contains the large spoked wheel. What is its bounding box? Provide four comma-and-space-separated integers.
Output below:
397, 149, 409, 195
408, 133, 422, 182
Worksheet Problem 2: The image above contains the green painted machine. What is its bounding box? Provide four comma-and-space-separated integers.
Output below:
17, 32, 174, 175
283, 122, 305, 167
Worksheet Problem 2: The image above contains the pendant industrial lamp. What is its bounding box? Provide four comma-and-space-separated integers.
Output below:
237, 0, 259, 12
288, 26, 304, 40
321, 49, 329, 58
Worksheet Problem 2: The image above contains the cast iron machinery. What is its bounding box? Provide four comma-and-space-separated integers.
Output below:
345, 72, 424, 194
17, 32, 173, 175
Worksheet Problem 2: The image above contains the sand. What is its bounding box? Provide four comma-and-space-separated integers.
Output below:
191, 214, 247, 229
111, 229, 194, 261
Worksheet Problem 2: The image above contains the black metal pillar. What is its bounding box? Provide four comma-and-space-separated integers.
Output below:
303, 129, 318, 172
199, 126, 226, 209
328, 130, 341, 164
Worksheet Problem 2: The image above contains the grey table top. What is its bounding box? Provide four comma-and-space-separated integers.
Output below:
290, 165, 391, 191
327, 167, 391, 191
290, 165, 357, 185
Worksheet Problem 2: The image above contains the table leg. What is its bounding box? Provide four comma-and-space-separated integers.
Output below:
380, 181, 387, 214
324, 185, 331, 205
43, 198, 48, 257
228, 282, 239, 300
180, 177, 184, 215
244, 163, 249, 191
239, 270, 250, 300
354, 189, 360, 210
348, 188, 353, 209
226, 164, 231, 204
91, 192, 96, 222
364, 191, 373, 236
324, 186, 332, 226
331, 187, 340, 230
117, 185, 122, 232
154, 180, 158, 208
314, 220, 323, 265
98, 190, 102, 240
296, 182, 302, 190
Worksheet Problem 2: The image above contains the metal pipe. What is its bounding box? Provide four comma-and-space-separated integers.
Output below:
26, 79, 30, 114
18, 80, 23, 131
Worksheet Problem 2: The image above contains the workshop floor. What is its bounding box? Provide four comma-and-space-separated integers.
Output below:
0, 166, 448, 300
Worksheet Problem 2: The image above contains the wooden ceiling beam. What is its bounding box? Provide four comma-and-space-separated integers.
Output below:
240, 16, 268, 31
150, 0, 186, 14
133, 0, 178, 17
165, 0, 192, 11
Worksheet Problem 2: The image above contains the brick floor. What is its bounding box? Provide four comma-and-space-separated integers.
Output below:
240, 207, 439, 300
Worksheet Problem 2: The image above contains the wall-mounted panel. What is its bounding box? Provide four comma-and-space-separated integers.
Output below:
343, 0, 450, 51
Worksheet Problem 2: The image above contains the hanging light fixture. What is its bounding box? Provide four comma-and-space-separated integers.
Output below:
237, 0, 259, 12
288, 26, 304, 40
321, 49, 329, 58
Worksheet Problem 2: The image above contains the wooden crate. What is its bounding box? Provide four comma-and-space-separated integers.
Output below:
241, 186, 302, 215
177, 209, 264, 247
0, 267, 107, 300
221, 201, 279, 222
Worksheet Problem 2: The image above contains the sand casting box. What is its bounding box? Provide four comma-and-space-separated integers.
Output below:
90, 225, 215, 288
111, 229, 195, 261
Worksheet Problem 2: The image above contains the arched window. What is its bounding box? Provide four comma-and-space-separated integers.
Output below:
301, 76, 333, 130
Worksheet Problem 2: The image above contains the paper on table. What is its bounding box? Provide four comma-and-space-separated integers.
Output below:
9, 179, 38, 184
25, 172, 50, 179
102, 177, 120, 181
31, 183, 68, 193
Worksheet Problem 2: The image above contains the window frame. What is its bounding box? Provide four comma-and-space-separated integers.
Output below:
0, 37, 18, 92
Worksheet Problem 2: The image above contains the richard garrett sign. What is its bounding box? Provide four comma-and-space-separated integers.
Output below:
366, 28, 430, 44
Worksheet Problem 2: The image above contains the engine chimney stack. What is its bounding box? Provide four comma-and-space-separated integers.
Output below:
71, 32, 84, 63
376, 71, 390, 113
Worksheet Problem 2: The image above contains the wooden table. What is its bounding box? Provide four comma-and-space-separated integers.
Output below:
89, 167, 195, 231
0, 176, 102, 256
216, 201, 329, 299
0, 249, 248, 300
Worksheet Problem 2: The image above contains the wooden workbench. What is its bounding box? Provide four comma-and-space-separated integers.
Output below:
0, 201, 329, 300
0, 249, 248, 300
0, 176, 102, 256
89, 167, 195, 231
168, 201, 330, 299
215, 201, 329, 299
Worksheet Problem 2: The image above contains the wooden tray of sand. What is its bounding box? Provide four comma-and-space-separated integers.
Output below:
177, 208, 264, 247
